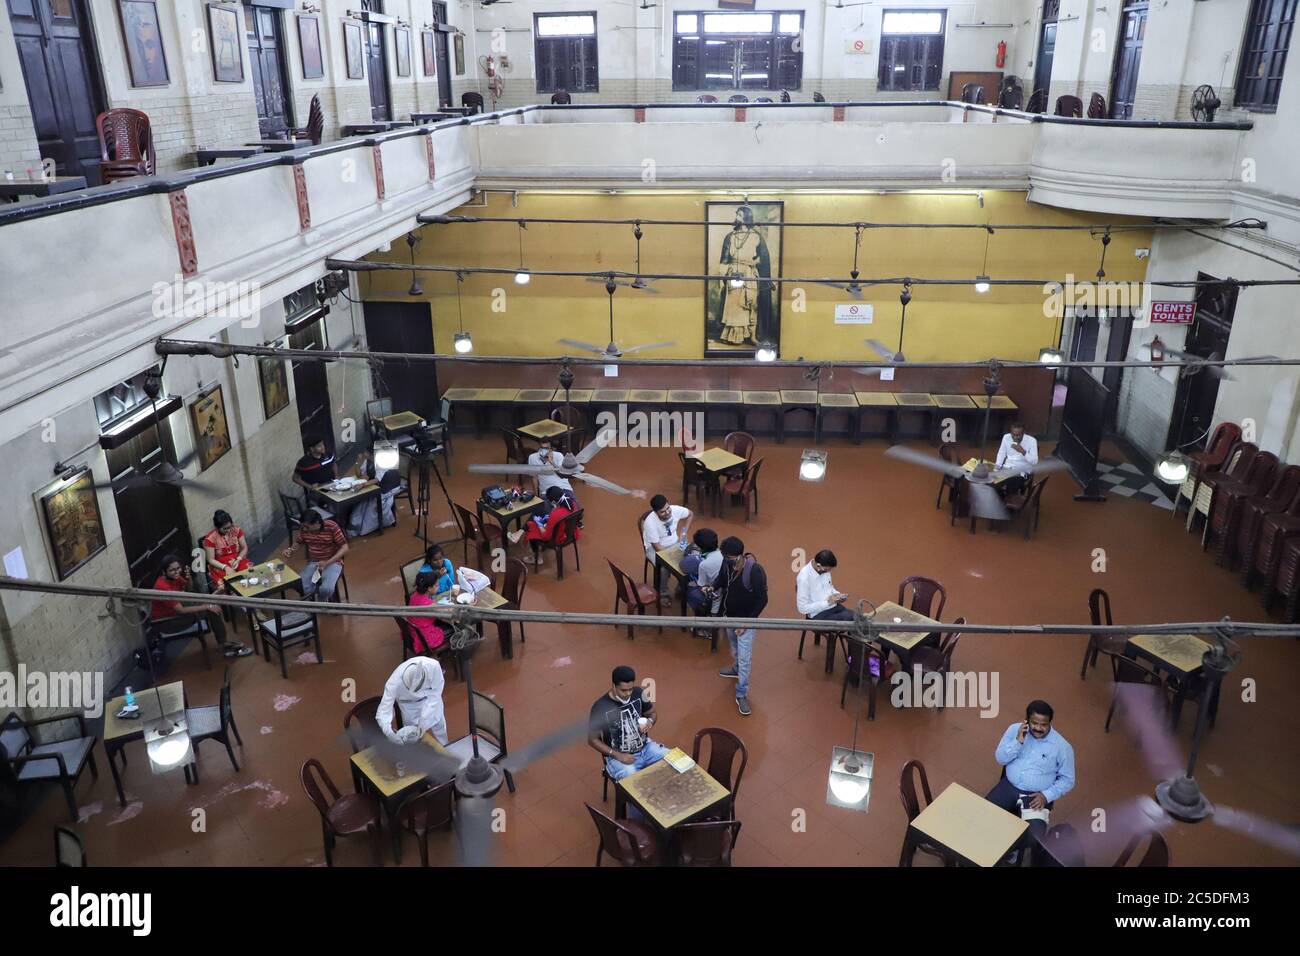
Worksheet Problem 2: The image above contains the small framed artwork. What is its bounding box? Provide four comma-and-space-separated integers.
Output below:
259, 353, 290, 421
116, 0, 170, 88
422, 31, 437, 78
207, 3, 245, 84
297, 14, 324, 80
454, 33, 465, 76
37, 470, 108, 581
344, 20, 365, 80
189, 384, 232, 472
395, 26, 412, 78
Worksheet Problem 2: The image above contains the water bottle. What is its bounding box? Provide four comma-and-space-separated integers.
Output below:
124, 687, 136, 708
679, 532, 687, 551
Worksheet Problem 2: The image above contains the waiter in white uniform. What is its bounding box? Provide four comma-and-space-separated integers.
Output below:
376, 658, 448, 745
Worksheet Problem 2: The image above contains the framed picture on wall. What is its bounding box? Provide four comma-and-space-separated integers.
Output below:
189, 384, 232, 472
344, 20, 365, 80
704, 201, 783, 357
422, 31, 438, 78
36, 470, 108, 581
395, 26, 412, 78
259, 353, 290, 421
206, 3, 245, 84
297, 14, 324, 80
454, 33, 465, 76
116, 0, 170, 89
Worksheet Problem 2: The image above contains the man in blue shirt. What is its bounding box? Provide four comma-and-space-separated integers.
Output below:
987, 699, 1075, 856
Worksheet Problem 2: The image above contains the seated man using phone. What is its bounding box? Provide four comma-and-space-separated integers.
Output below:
796, 549, 854, 622
994, 421, 1039, 494
987, 699, 1075, 863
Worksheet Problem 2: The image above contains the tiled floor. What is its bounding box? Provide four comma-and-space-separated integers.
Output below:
1, 436, 1297, 868
1096, 459, 1175, 509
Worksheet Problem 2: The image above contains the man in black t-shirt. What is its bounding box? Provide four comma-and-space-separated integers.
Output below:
588, 665, 669, 782
293, 436, 337, 490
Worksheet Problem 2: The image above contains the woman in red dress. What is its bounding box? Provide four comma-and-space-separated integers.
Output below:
202, 509, 253, 590
512, 486, 581, 549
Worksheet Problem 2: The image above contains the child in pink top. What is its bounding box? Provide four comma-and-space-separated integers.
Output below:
407, 572, 447, 653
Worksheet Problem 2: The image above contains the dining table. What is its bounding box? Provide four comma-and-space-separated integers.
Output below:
904, 782, 1028, 867
614, 758, 731, 862
311, 479, 383, 534
685, 447, 748, 516
225, 561, 303, 650
433, 586, 518, 659
477, 493, 548, 544
820, 599, 941, 675
101, 681, 189, 806
1126, 632, 1222, 729
350, 732, 453, 863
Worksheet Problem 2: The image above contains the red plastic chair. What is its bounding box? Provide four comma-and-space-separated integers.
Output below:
96, 109, 156, 182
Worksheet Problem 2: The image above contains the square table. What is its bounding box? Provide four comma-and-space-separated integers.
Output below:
226, 561, 303, 649
1126, 633, 1220, 729
311, 480, 383, 535
477, 494, 548, 545
686, 447, 748, 516
433, 586, 517, 658
0, 175, 88, 202
441, 387, 481, 435
906, 782, 1028, 867
378, 411, 424, 439
102, 681, 187, 806
742, 391, 781, 438
816, 392, 859, 442
962, 458, 1021, 486
350, 732, 452, 863
932, 394, 980, 443
778, 389, 819, 443
869, 600, 942, 671
456, 388, 520, 437
853, 391, 898, 443
892, 392, 937, 442
516, 418, 572, 442
704, 389, 744, 432
615, 759, 731, 833
970, 394, 1019, 437
654, 545, 690, 620
512, 389, 561, 427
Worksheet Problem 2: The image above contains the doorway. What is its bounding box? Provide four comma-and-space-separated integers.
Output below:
362, 301, 439, 419
1109, 1, 1148, 119
1032, 0, 1059, 98
431, 1, 452, 107
362, 0, 392, 121
245, 3, 294, 137
1167, 276, 1237, 452
289, 318, 334, 448
105, 423, 192, 585
7, 0, 107, 182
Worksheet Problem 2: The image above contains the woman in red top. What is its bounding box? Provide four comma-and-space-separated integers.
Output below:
151, 554, 251, 657
512, 486, 581, 548
406, 571, 447, 654
202, 510, 252, 590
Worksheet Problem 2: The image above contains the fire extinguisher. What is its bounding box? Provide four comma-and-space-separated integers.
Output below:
995, 40, 1007, 68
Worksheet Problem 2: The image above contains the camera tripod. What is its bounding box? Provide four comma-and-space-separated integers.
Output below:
407, 445, 459, 550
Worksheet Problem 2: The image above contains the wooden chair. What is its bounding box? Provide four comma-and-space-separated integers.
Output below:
720, 456, 763, 521
898, 759, 952, 866
454, 503, 502, 570
300, 758, 383, 867
609, 560, 659, 639
142, 602, 213, 672
999, 83, 1024, 109
907, 618, 965, 707
1005, 475, 1050, 538
396, 778, 457, 867
1026, 88, 1048, 113
398, 555, 426, 605
1087, 92, 1107, 118
446, 691, 516, 793
394, 617, 460, 680
1081, 588, 1126, 678
258, 608, 323, 679
1054, 94, 1083, 117
0, 711, 99, 823
549, 404, 586, 449
728, 93, 749, 103
692, 727, 747, 822
839, 637, 893, 717
585, 802, 662, 866
1187, 442, 1258, 532
550, 89, 573, 104
95, 108, 155, 182
290, 93, 326, 145
54, 826, 86, 867
1172, 422, 1240, 517
342, 695, 384, 752
637, 510, 655, 583
1204, 451, 1278, 557
184, 669, 243, 782
1104, 653, 1167, 733
530, 509, 583, 578
501, 428, 527, 465
679, 452, 717, 512
497, 557, 528, 644
961, 82, 986, 104
1236, 466, 1300, 580
461, 92, 485, 114
696, 94, 719, 103
1114, 831, 1171, 867
936, 443, 963, 508
674, 820, 742, 866
899, 575, 946, 620
723, 431, 756, 464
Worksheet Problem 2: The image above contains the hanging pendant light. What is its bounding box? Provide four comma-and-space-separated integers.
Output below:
514, 220, 530, 285
406, 232, 423, 296
974, 225, 992, 293
755, 342, 778, 362
452, 271, 472, 353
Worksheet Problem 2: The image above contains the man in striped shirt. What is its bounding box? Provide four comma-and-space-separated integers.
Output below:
283, 509, 348, 601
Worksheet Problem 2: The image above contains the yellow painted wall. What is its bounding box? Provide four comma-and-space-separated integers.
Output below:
361, 190, 1153, 362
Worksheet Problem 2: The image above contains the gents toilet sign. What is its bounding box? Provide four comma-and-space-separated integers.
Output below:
1148, 301, 1196, 324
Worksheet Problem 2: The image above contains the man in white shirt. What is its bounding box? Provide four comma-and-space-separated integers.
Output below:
995, 422, 1040, 473
528, 438, 575, 499
375, 658, 448, 745
642, 494, 692, 603
796, 550, 854, 622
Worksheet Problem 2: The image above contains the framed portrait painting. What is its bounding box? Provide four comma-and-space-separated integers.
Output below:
454, 33, 465, 76
344, 20, 365, 80
207, 3, 245, 83
37, 470, 108, 581
189, 384, 232, 472
297, 14, 324, 80
259, 354, 290, 421
422, 31, 437, 78
704, 201, 783, 357
116, 0, 170, 89
395, 27, 412, 78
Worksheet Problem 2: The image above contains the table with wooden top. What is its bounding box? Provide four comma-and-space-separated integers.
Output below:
245, 138, 311, 151
0, 175, 88, 202
777, 389, 818, 443
904, 782, 1028, 867
350, 732, 453, 863
102, 681, 189, 806
195, 146, 263, 167
433, 585, 518, 658
516, 417, 574, 446
866, 600, 943, 672
615, 759, 731, 837
628, 388, 668, 412
816, 392, 859, 442
477, 492, 548, 546
511, 388, 560, 428
378, 410, 424, 439
962, 458, 1022, 486
891, 392, 937, 442
705, 389, 744, 432
441, 387, 518, 437
653, 545, 691, 622
854, 391, 898, 443
1126, 633, 1222, 729
311, 480, 383, 535
970, 393, 1019, 437
440, 387, 481, 435
932, 393, 979, 442
226, 561, 303, 649
686, 446, 748, 516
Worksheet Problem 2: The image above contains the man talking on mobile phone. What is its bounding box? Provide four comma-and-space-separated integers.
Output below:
986, 700, 1075, 863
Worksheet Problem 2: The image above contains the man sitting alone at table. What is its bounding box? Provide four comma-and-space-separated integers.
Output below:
987, 699, 1075, 862
150, 554, 252, 658
796, 549, 854, 623
283, 509, 348, 601
588, 665, 668, 782
995, 421, 1039, 494
642, 494, 692, 604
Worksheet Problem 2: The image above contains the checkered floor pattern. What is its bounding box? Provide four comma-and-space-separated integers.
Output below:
1096, 459, 1175, 510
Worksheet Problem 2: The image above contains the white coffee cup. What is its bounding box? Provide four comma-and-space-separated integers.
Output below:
637, 717, 650, 731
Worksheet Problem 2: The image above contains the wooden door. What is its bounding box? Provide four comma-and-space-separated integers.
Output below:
1109, 1, 1148, 119
7, 0, 106, 182
245, 3, 293, 137
431, 2, 452, 107
362, 0, 391, 121
106, 425, 192, 584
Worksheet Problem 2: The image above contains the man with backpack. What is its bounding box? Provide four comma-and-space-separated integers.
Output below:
716, 536, 767, 716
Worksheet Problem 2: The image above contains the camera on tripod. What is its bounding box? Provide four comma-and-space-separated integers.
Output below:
405, 423, 445, 457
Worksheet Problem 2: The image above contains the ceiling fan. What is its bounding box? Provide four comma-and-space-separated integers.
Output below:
854, 280, 912, 378
468, 428, 638, 496
584, 225, 660, 295
814, 224, 882, 300
75, 448, 224, 499
560, 276, 674, 360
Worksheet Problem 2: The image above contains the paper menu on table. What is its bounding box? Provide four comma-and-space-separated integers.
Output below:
663, 747, 694, 773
